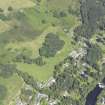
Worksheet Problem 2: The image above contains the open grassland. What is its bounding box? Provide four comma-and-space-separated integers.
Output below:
5, 26, 65, 81
6, 26, 59, 57
47, 0, 80, 11
0, 74, 23, 105
0, 0, 81, 104
0, 19, 20, 33
0, 20, 12, 33
8, 28, 77, 81
0, 0, 35, 33
16, 37, 74, 81
24, 8, 59, 31
47, 0, 71, 10
23, 7, 79, 31
0, 18, 39, 43
0, 0, 35, 11
5, 9, 80, 81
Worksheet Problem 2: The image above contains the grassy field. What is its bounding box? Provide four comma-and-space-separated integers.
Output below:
0, 0, 35, 11
47, 0, 72, 10
5, 6, 80, 81
0, 20, 12, 33
6, 26, 59, 57
0, 19, 20, 34
6, 27, 76, 81
23, 7, 60, 31
16, 27, 77, 81
0, 0, 36, 104
24, 7, 79, 31
0, 74, 23, 105
0, 0, 81, 104
0, 0, 35, 34
47, 0, 80, 11
5, 16, 80, 81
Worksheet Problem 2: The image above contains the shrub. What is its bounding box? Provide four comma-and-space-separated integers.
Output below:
0, 14, 10, 21
53, 10, 67, 18
8, 6, 13, 11
0, 8, 3, 12
0, 85, 7, 100
20, 88, 34, 103
34, 56, 45, 66
85, 44, 102, 67
39, 33, 65, 57
0, 64, 16, 78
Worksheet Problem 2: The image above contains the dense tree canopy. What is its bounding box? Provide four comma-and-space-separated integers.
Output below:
39, 33, 65, 57
85, 43, 102, 67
